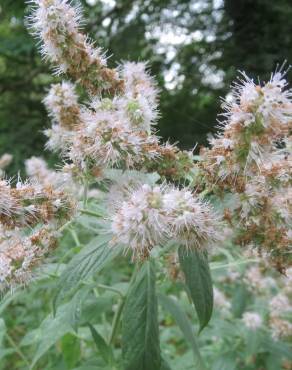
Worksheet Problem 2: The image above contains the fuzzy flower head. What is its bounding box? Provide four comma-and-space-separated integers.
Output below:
242, 312, 263, 330
201, 70, 292, 188
0, 178, 75, 229
28, 0, 123, 93
111, 184, 168, 258
44, 81, 80, 129
213, 287, 231, 314
119, 62, 159, 133
269, 293, 292, 316
163, 188, 220, 249
111, 183, 220, 259
69, 109, 160, 171
25, 156, 76, 193
0, 226, 57, 291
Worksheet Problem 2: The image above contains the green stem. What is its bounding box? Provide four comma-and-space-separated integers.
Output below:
96, 284, 124, 298
210, 258, 259, 271
69, 228, 81, 247
58, 219, 73, 233
6, 333, 30, 368
79, 209, 103, 218
83, 177, 89, 208
109, 298, 125, 345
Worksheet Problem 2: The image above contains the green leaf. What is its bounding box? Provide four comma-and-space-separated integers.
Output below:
0, 319, 6, 346
54, 234, 118, 309
122, 260, 161, 370
61, 333, 80, 369
88, 324, 114, 366
158, 294, 207, 370
26, 302, 74, 368
263, 337, 292, 360
22, 291, 90, 368
69, 288, 91, 332
160, 358, 172, 370
178, 246, 213, 332
211, 352, 237, 370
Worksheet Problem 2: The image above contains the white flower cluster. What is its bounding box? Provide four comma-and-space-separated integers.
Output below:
25, 156, 76, 193
0, 176, 75, 290
0, 178, 74, 229
28, 0, 122, 93
242, 312, 263, 330
269, 293, 292, 340
42, 60, 161, 174
0, 225, 56, 290
202, 71, 292, 181
200, 70, 292, 270
213, 287, 231, 314
111, 183, 220, 258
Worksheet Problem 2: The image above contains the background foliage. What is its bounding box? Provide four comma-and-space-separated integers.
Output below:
1, 0, 292, 174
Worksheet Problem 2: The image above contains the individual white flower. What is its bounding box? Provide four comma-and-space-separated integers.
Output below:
242, 312, 263, 330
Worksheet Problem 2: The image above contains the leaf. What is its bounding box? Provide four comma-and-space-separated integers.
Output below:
69, 288, 91, 332
61, 333, 80, 369
88, 324, 114, 365
0, 319, 6, 346
80, 297, 113, 324
211, 352, 237, 370
160, 358, 172, 370
178, 246, 213, 332
22, 290, 89, 368
122, 260, 161, 370
158, 294, 206, 370
27, 302, 74, 368
262, 337, 292, 360
54, 234, 118, 309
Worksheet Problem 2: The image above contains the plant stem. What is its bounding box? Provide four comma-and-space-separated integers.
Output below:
6, 333, 30, 368
96, 284, 124, 298
79, 209, 103, 218
109, 298, 125, 345
58, 219, 73, 233
83, 177, 88, 208
69, 227, 81, 247
210, 258, 259, 271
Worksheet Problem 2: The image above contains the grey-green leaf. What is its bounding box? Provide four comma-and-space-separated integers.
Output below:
122, 260, 161, 370
54, 234, 117, 309
159, 294, 207, 370
88, 324, 114, 365
178, 246, 213, 332
160, 358, 172, 370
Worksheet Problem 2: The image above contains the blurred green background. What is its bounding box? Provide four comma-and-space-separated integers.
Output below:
1, 0, 292, 174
